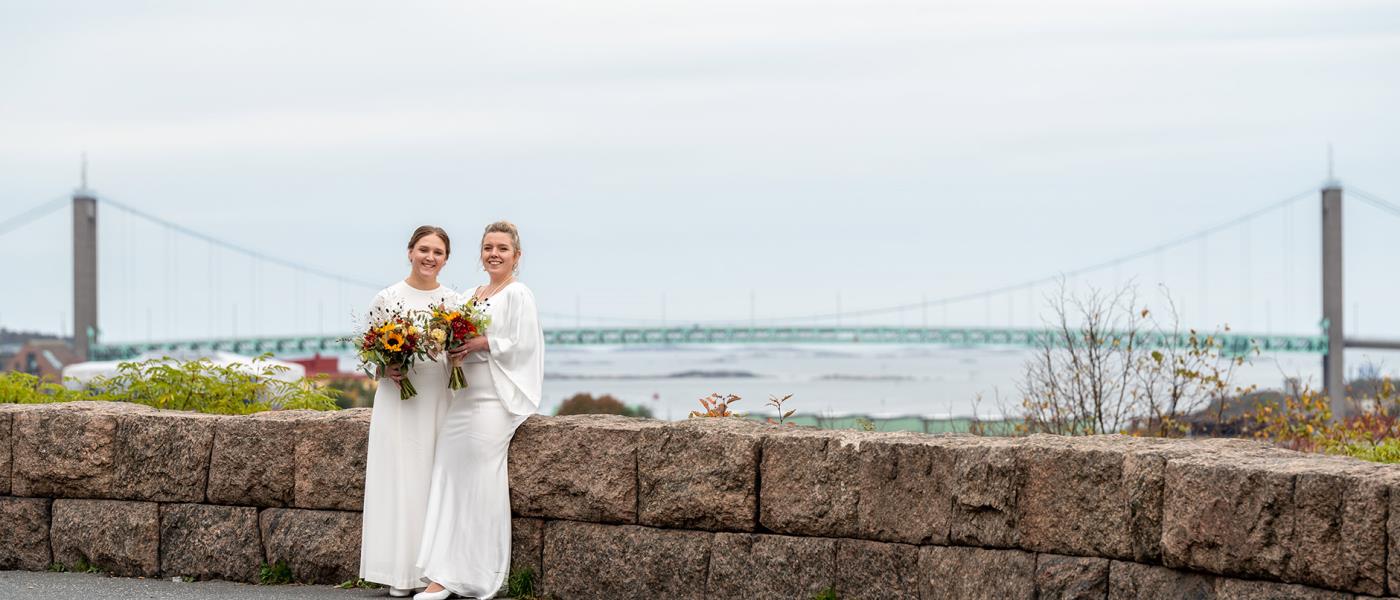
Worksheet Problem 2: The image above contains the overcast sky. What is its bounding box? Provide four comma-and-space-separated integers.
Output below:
2, 0, 1399, 343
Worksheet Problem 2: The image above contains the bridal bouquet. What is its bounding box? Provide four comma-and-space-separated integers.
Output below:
426, 297, 492, 390
351, 304, 429, 400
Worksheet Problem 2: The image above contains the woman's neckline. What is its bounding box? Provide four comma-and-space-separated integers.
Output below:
474, 280, 518, 300
400, 279, 444, 293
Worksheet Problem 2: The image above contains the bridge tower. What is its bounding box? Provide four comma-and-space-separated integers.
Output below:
72, 163, 98, 361
1320, 184, 1344, 418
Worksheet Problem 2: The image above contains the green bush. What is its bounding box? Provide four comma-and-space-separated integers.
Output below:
1, 354, 340, 415
0, 371, 85, 404
1327, 438, 1400, 464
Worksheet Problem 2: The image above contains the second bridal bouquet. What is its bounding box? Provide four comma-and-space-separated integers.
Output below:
352, 303, 429, 400
426, 297, 492, 390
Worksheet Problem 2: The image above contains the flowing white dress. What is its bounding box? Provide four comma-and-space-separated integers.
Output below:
417, 281, 543, 598
359, 281, 457, 590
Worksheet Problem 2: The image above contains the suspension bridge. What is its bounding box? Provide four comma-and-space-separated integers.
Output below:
4, 172, 1400, 415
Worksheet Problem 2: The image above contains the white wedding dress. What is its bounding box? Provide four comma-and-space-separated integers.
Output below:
416, 281, 543, 598
359, 281, 457, 590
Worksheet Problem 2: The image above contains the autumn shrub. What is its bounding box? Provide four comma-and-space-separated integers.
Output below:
323, 374, 378, 408
555, 392, 653, 418
1250, 378, 1400, 463
689, 393, 743, 418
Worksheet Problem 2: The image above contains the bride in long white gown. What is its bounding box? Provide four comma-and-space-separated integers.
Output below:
415, 221, 543, 600
359, 226, 459, 598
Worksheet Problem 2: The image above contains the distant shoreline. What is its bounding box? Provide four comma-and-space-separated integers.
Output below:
816, 374, 917, 382
546, 369, 761, 380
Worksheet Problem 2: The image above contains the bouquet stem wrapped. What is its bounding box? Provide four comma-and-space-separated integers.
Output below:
391, 364, 419, 399
448, 361, 467, 390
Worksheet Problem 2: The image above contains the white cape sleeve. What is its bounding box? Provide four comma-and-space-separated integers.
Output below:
485, 284, 544, 415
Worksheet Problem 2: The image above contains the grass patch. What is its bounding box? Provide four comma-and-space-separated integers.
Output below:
506, 567, 538, 599
336, 577, 383, 590
812, 586, 839, 600
258, 561, 293, 585
71, 558, 103, 574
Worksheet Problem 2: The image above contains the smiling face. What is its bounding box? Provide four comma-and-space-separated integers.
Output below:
481, 231, 519, 278
408, 233, 448, 280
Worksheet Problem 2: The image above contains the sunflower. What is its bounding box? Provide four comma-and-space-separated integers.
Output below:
383, 331, 406, 352
377, 322, 397, 334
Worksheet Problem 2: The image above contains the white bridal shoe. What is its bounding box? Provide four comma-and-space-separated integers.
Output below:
413, 587, 453, 600
388, 587, 415, 598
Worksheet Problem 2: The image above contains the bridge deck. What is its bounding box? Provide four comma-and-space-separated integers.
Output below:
89, 326, 1327, 360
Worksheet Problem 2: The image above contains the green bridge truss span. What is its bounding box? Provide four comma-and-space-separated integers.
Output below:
89, 326, 1327, 361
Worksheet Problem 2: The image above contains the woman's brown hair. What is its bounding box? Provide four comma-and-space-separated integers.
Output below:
408, 225, 451, 257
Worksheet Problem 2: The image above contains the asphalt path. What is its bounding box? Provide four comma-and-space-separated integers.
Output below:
0, 571, 395, 600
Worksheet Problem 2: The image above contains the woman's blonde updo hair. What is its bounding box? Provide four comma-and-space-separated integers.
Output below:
481, 221, 522, 273
482, 221, 521, 255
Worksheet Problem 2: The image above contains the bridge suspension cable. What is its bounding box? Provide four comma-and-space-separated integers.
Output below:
549, 186, 1319, 325
98, 196, 382, 291
1350, 187, 1400, 219
5, 185, 1337, 332
760, 187, 1319, 324
0, 196, 68, 238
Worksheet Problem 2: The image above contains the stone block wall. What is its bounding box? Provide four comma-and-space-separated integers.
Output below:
2, 401, 1398, 599
0, 402, 365, 584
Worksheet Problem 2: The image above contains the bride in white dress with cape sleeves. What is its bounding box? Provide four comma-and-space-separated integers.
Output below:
416, 221, 543, 600
359, 226, 458, 597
